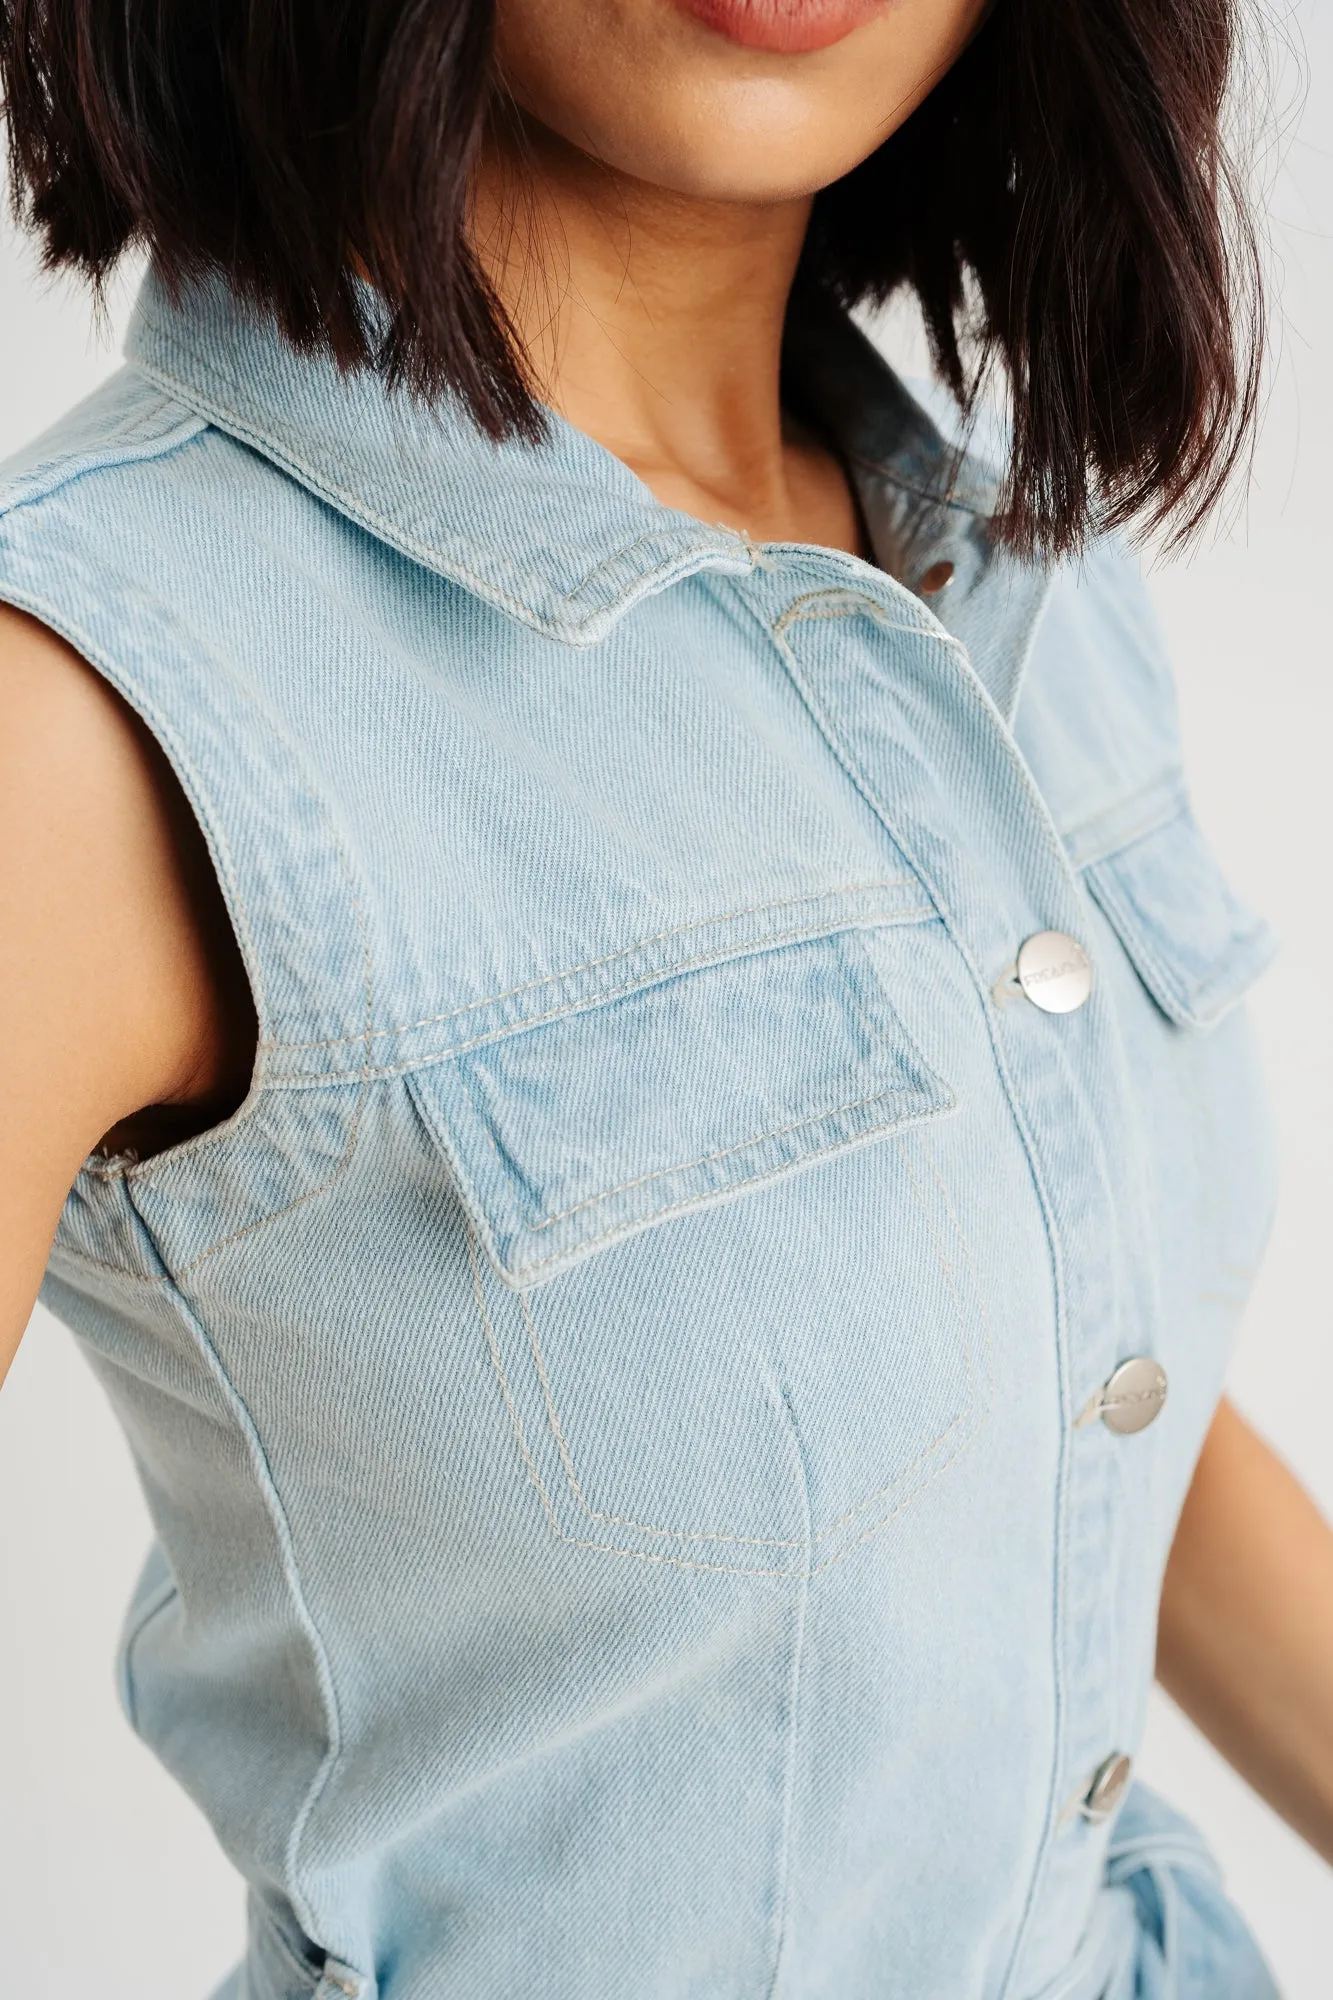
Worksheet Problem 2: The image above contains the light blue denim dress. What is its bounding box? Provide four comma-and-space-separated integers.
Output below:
0, 270, 1283, 2000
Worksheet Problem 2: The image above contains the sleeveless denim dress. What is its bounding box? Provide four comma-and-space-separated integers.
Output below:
0, 270, 1282, 2000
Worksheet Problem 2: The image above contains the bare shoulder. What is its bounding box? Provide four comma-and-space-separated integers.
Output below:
0, 604, 248, 1381
0, 601, 216, 1120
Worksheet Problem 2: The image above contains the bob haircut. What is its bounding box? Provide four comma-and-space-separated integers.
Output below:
2, 0, 1261, 556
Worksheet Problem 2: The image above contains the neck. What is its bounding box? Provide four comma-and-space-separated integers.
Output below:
471, 115, 865, 553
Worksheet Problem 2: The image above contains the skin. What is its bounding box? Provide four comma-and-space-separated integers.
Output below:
1, 0, 1331, 1880
479, 0, 989, 544
0, 607, 254, 1395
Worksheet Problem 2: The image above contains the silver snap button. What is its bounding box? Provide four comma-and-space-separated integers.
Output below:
1081, 1751, 1133, 1823
918, 559, 955, 596
1016, 931, 1093, 1014
1094, 1356, 1168, 1436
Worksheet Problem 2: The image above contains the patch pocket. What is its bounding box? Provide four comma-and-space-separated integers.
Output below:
1081, 801, 1275, 1028
1079, 798, 1279, 1322
411, 922, 990, 1572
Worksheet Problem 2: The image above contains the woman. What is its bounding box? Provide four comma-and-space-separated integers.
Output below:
1, 0, 1330, 1994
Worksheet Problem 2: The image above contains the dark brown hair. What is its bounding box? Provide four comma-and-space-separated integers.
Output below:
1, 0, 1262, 554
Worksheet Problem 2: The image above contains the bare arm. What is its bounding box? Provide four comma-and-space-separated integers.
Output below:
1158, 1394, 1333, 1866
0, 604, 231, 1385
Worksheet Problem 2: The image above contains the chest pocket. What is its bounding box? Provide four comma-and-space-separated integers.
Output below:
409, 912, 989, 1574
1077, 795, 1275, 1030
1074, 790, 1278, 1351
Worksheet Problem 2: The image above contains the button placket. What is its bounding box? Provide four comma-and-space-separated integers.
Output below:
757, 561, 1151, 1995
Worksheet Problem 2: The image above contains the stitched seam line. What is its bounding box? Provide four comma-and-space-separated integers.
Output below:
115, 789, 375, 1947
731, 575, 1073, 1994
1060, 773, 1186, 868
119, 1579, 180, 1733
469, 1221, 586, 1548
0, 401, 208, 523
481, 1401, 988, 1577
525, 1081, 917, 1233
1083, 872, 1198, 1022
774, 589, 951, 651
921, 1129, 997, 1411
149, 756, 373, 1271
766, 591, 1085, 927
129, 358, 562, 627
123, 1279, 346, 1951
278, 864, 375, 1942
852, 458, 995, 518
45, 1243, 171, 1287
0, 579, 274, 1170
130, 356, 747, 629
474, 1089, 957, 1287
0, 573, 376, 1249
1072, 801, 1184, 872
564, 521, 747, 606
142, 813, 374, 1265
1088, 857, 1272, 1028
269, 881, 916, 1052
265, 906, 936, 1082
476, 1130, 992, 1570
513, 1129, 980, 1548
175, 1070, 372, 1276
764, 1391, 812, 2000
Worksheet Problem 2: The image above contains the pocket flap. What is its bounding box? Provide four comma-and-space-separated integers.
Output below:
409, 926, 954, 1287
1083, 804, 1275, 1029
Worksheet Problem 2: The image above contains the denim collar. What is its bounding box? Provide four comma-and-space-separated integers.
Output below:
126, 266, 1048, 712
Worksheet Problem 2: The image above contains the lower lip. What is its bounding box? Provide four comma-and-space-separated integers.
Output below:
672, 0, 885, 54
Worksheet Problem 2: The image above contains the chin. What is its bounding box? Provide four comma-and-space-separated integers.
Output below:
540, 85, 877, 205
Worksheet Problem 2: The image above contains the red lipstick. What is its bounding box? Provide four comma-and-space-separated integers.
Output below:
672, 0, 886, 54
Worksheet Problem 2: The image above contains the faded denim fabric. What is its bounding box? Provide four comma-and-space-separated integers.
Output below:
0, 268, 1282, 2000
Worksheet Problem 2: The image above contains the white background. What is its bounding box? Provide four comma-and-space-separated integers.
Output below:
1, 10, 1331, 1994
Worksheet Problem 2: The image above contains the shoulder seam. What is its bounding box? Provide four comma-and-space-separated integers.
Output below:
0, 387, 209, 523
